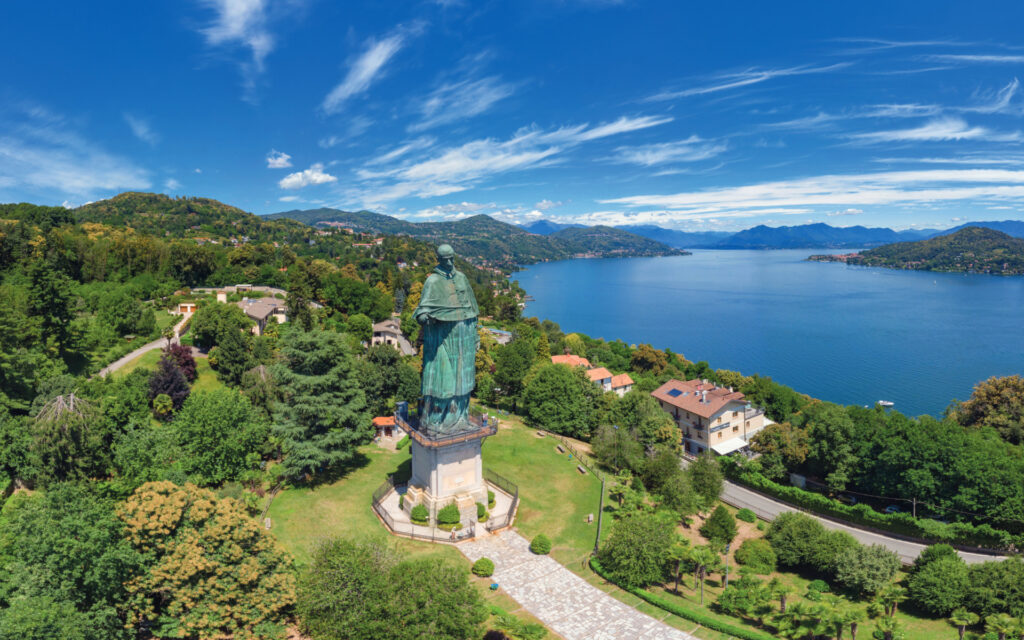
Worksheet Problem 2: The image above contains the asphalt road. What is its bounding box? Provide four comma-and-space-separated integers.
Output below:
718, 478, 1004, 565
95, 312, 191, 378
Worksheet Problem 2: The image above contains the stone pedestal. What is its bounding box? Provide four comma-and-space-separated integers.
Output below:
406, 437, 487, 523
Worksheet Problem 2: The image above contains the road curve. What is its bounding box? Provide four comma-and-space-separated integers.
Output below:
95, 312, 191, 378
680, 458, 1005, 565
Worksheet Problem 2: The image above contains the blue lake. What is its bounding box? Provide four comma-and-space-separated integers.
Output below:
517, 250, 1024, 417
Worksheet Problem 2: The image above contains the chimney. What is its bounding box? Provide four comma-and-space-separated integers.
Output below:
701, 390, 707, 403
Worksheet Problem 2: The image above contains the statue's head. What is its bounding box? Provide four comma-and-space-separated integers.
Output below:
436, 244, 456, 273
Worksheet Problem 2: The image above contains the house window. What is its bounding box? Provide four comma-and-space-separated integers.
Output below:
733, 425, 739, 433
717, 432, 722, 439
733, 411, 739, 418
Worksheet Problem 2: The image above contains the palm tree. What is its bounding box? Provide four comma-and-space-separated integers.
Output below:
767, 577, 793, 613
877, 584, 908, 617
988, 613, 1018, 640
948, 608, 979, 640
667, 535, 691, 594
846, 608, 866, 640
689, 545, 722, 606
873, 615, 903, 640
770, 613, 803, 640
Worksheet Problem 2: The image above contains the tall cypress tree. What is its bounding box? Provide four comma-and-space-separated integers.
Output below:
214, 326, 253, 388
271, 330, 369, 480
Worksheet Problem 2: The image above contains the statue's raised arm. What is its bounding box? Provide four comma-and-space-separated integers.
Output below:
413, 244, 479, 435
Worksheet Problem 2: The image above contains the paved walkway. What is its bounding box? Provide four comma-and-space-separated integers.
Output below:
96, 312, 191, 378
460, 530, 696, 640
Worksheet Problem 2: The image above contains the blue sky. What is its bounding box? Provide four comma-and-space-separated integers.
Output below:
4, 1, 1024, 231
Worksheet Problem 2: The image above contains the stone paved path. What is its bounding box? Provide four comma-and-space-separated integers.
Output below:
460, 530, 697, 640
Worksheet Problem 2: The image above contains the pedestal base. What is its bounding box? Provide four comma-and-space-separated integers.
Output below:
405, 437, 486, 525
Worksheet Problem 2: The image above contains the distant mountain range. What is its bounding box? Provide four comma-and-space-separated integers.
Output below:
810, 226, 1024, 276
267, 208, 685, 268
525, 218, 1024, 249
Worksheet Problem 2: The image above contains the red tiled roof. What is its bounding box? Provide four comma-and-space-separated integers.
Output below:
586, 367, 613, 382
552, 354, 591, 368
651, 379, 747, 420
372, 416, 395, 427
610, 373, 634, 388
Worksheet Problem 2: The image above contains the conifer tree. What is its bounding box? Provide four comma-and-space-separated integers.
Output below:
271, 330, 370, 480
149, 355, 190, 418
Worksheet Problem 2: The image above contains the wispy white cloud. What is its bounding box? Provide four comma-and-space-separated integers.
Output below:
612, 136, 726, 166
847, 117, 1022, 144
645, 63, 851, 102
164, 178, 182, 191
409, 75, 516, 132
827, 208, 863, 216
321, 23, 424, 114
602, 169, 1024, 214
924, 54, 1024, 65
278, 162, 337, 189
197, 0, 279, 99
961, 78, 1020, 114
872, 154, 1024, 166
124, 113, 159, 145
266, 149, 292, 168
0, 104, 150, 197
349, 115, 672, 204
318, 115, 375, 148
367, 137, 436, 165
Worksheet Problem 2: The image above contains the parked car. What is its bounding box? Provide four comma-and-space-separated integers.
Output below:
884, 505, 901, 514
837, 494, 858, 505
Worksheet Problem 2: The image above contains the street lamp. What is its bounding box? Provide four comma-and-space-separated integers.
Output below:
724, 543, 731, 589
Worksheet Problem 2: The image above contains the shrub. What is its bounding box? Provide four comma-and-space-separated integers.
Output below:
733, 539, 777, 575
410, 504, 428, 524
437, 502, 461, 526
913, 543, 958, 573
807, 579, 830, 593
833, 544, 900, 595
472, 557, 495, 577
700, 505, 738, 545
736, 508, 757, 523
396, 435, 410, 449
477, 502, 489, 522
398, 494, 405, 510
488, 490, 496, 509
756, 521, 766, 532
766, 512, 827, 568
530, 534, 552, 555
908, 555, 968, 616
807, 530, 859, 576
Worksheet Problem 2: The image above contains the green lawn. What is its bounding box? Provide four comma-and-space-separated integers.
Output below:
155, 310, 178, 333
112, 348, 162, 377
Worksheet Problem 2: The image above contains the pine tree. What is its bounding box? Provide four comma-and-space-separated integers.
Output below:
215, 326, 254, 387
287, 259, 317, 331
271, 330, 370, 481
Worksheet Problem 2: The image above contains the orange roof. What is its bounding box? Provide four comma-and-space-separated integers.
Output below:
372, 416, 395, 427
651, 379, 747, 420
552, 354, 591, 368
586, 367, 613, 382
610, 373, 634, 388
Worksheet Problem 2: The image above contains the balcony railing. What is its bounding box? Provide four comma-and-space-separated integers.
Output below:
395, 412, 497, 448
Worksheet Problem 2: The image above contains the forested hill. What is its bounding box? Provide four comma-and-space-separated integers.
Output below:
74, 192, 311, 242
809, 227, 1024, 275
267, 207, 684, 268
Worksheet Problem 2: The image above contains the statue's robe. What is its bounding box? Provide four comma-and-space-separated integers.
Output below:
414, 267, 479, 434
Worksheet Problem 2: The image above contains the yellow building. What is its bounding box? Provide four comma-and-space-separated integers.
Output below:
651, 379, 769, 456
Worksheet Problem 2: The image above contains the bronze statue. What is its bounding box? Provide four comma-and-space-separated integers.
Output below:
413, 244, 479, 435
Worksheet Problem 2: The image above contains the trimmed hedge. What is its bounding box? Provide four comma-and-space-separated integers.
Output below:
488, 490, 496, 510
396, 435, 410, 449
473, 557, 495, 577
529, 534, 551, 555
589, 558, 775, 640
437, 502, 461, 526
721, 459, 1023, 550
410, 504, 428, 524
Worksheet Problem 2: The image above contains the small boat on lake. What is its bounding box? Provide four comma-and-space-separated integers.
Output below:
877, 400, 895, 407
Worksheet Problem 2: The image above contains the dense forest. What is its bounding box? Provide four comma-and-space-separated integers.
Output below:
809, 226, 1024, 275
268, 207, 685, 268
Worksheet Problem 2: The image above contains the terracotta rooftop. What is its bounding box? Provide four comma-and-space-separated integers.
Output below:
552, 354, 591, 368
651, 379, 747, 420
372, 416, 396, 427
586, 367, 613, 382
610, 373, 634, 388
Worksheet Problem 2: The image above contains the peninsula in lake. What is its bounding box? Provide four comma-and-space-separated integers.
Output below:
809, 226, 1024, 275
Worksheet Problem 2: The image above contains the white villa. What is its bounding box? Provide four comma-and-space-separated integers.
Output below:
651, 379, 770, 456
